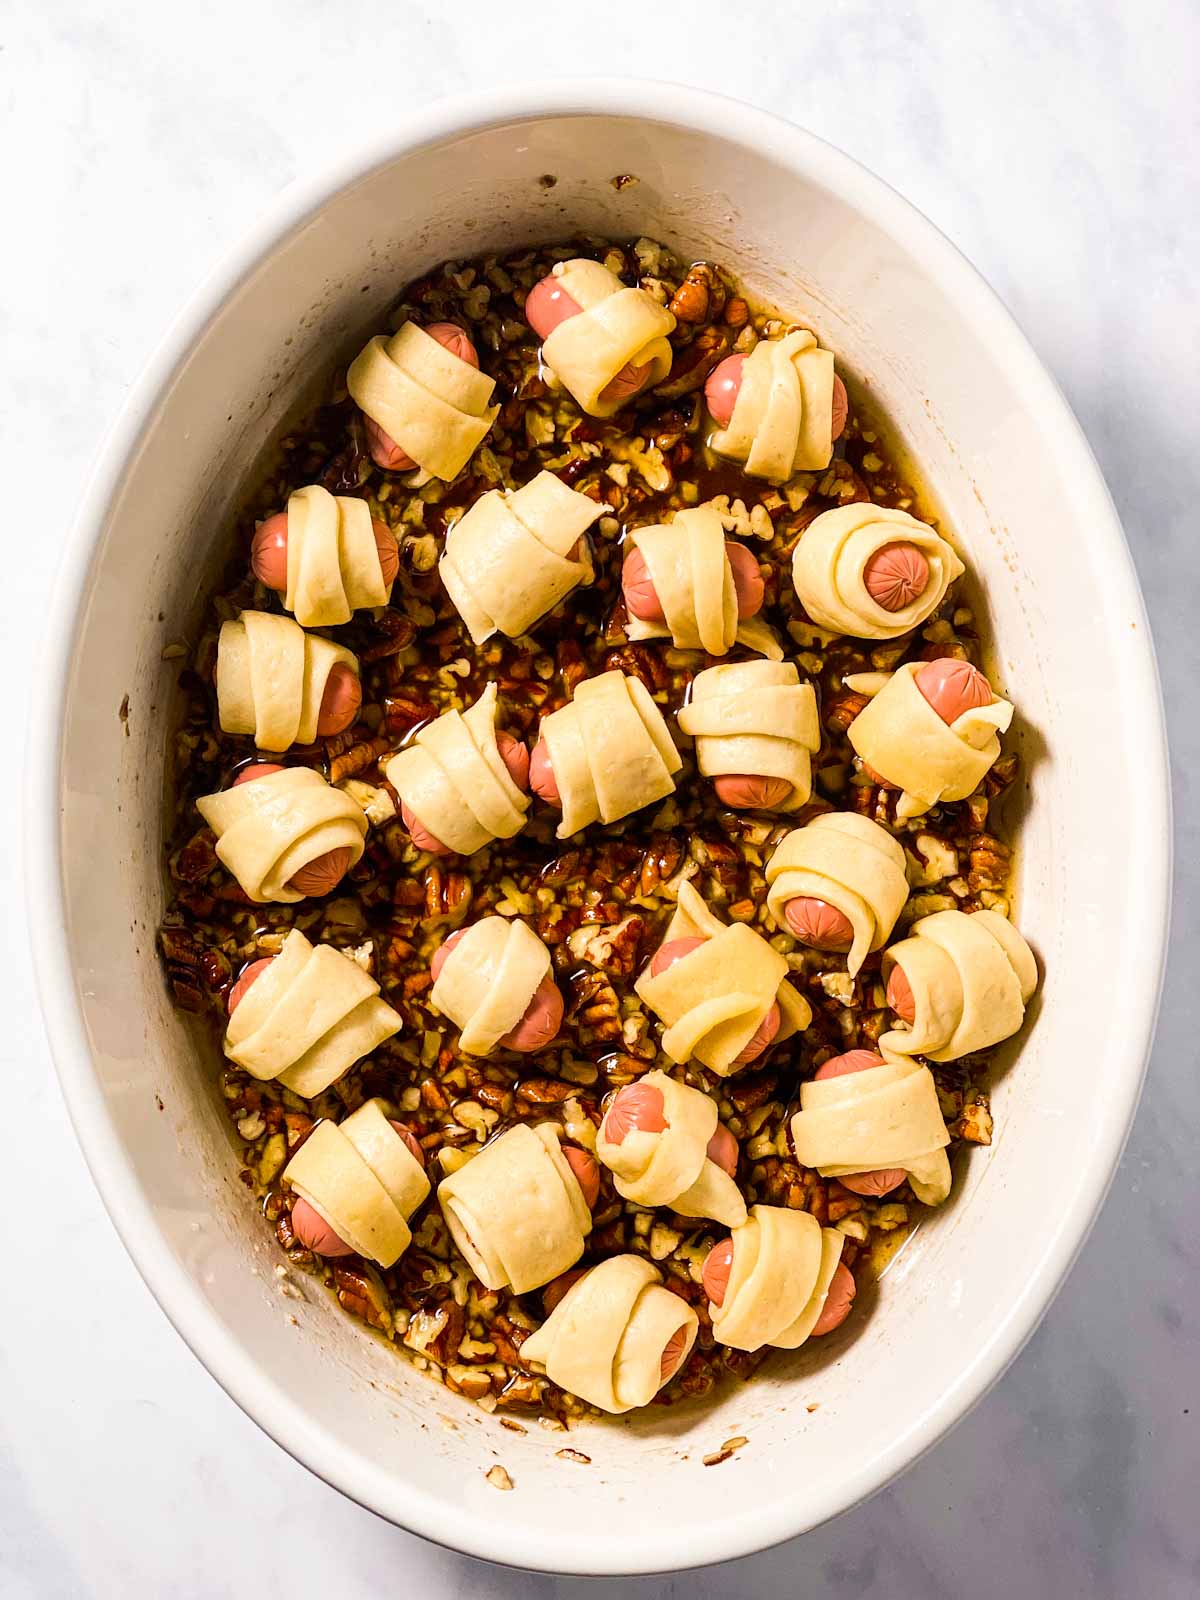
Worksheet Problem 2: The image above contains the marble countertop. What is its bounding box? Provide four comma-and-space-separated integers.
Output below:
2, 2, 1196, 1595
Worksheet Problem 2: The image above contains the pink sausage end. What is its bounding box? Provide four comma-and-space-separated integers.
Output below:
430, 926, 469, 985
814, 1051, 906, 1196
603, 1082, 668, 1144
725, 540, 764, 619
315, 662, 362, 737
915, 657, 993, 725
251, 513, 290, 591
831, 374, 849, 442
784, 896, 854, 950
886, 962, 916, 1025
529, 737, 561, 807
811, 1260, 856, 1336
543, 1266, 587, 1315
231, 763, 350, 894
401, 800, 453, 856
599, 360, 652, 408
372, 519, 400, 589
649, 936, 706, 978
621, 546, 667, 625
705, 1122, 739, 1177
862, 541, 931, 612
563, 1146, 600, 1209
291, 1197, 355, 1258
227, 956, 274, 1014
524, 275, 583, 340
814, 1050, 886, 1079
233, 761, 284, 786
499, 974, 564, 1053
388, 1120, 426, 1169
660, 1324, 690, 1382
704, 354, 745, 429
732, 1001, 780, 1066
495, 729, 531, 793
702, 1237, 735, 1307
712, 773, 794, 810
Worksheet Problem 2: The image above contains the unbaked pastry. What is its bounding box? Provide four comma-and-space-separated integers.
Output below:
196, 766, 367, 904
596, 1069, 746, 1227
708, 1204, 847, 1350
275, 485, 394, 628
384, 683, 530, 856
439, 471, 602, 645
346, 321, 499, 482
538, 258, 676, 418
791, 1050, 952, 1206
625, 505, 783, 659
536, 668, 682, 839
791, 504, 965, 639
283, 1098, 430, 1268
847, 661, 1013, 819
216, 610, 358, 753
430, 916, 553, 1057
437, 1123, 592, 1293
224, 928, 401, 1098
635, 881, 811, 1076
764, 812, 908, 976
676, 660, 820, 809
520, 1254, 699, 1414
709, 329, 836, 481
880, 907, 1038, 1063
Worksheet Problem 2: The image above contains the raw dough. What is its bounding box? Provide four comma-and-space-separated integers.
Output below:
792, 504, 965, 639
596, 1069, 746, 1227
626, 505, 783, 659
635, 880, 811, 1076
196, 766, 367, 904
280, 484, 392, 627
848, 661, 1013, 818
880, 907, 1038, 1063
540, 258, 676, 418
765, 812, 909, 976
521, 1254, 699, 1413
709, 329, 836, 481
430, 916, 553, 1057
791, 1050, 953, 1206
440, 470, 602, 645
346, 321, 499, 481
216, 610, 358, 752
385, 683, 530, 856
224, 928, 402, 1098
437, 1123, 592, 1293
709, 1205, 846, 1351
676, 659, 820, 809
537, 669, 682, 839
283, 1098, 430, 1268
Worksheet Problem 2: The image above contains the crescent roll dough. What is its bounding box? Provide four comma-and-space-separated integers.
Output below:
440, 471, 602, 645
384, 683, 530, 856
539, 258, 676, 418
430, 916, 552, 1057
224, 929, 401, 1098
216, 611, 358, 753
676, 660, 820, 809
626, 506, 783, 660
521, 1254, 699, 1414
792, 505, 965, 639
791, 1051, 952, 1206
346, 321, 499, 481
709, 1205, 847, 1351
881, 908, 1038, 1063
765, 812, 909, 977
848, 661, 1013, 819
281, 485, 392, 627
437, 1123, 592, 1293
283, 1099, 430, 1268
709, 329, 836, 482
635, 881, 811, 1076
196, 767, 367, 904
538, 669, 682, 839
596, 1069, 746, 1227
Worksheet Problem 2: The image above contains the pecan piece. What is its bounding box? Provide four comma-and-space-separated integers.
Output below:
330, 734, 391, 784
333, 1265, 392, 1331
384, 693, 437, 733
515, 1078, 574, 1105
171, 828, 218, 885
422, 863, 472, 925
824, 689, 869, 737
966, 834, 1012, 892
669, 263, 724, 324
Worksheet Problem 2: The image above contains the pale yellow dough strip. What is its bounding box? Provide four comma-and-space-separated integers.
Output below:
217, 610, 358, 753
792, 504, 965, 640
282, 485, 390, 627
711, 1205, 844, 1351
677, 660, 820, 808
346, 322, 499, 481
540, 259, 676, 419
430, 916, 551, 1057
710, 330, 835, 481
197, 767, 367, 904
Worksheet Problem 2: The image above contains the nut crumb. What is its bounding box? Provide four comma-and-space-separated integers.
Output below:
555, 1448, 592, 1465
486, 1465, 514, 1491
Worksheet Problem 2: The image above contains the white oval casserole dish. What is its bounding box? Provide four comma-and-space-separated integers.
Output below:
26, 82, 1170, 1575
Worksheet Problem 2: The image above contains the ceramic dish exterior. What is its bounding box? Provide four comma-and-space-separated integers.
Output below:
26, 82, 1170, 1575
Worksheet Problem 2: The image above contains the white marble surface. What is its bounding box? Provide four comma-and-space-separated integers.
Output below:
2, 1, 1197, 1595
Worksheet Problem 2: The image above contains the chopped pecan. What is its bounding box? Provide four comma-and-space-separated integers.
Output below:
427, 1299, 467, 1366
171, 828, 218, 885
723, 297, 750, 329
330, 734, 392, 784
333, 1265, 392, 1330
360, 611, 418, 662
639, 832, 684, 894
515, 1078, 574, 1105
728, 1068, 780, 1115
284, 1112, 314, 1151
384, 693, 437, 733
953, 1097, 994, 1145
602, 643, 670, 693
556, 638, 588, 696
566, 914, 644, 978
967, 834, 1012, 892
985, 753, 1020, 798
564, 967, 623, 1044
824, 689, 869, 737
422, 863, 472, 925
669, 263, 724, 324
655, 325, 733, 398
